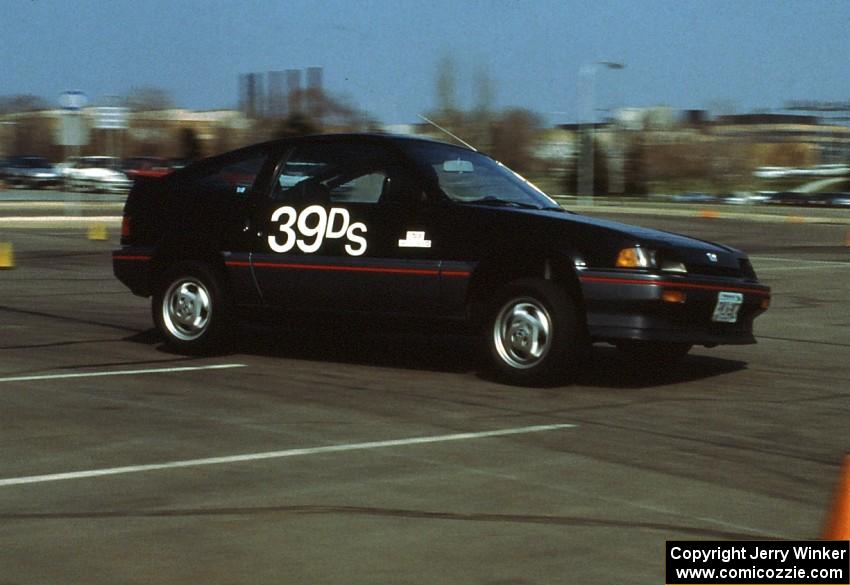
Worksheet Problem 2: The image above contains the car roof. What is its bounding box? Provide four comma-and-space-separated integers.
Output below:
257, 132, 472, 152
173, 133, 477, 179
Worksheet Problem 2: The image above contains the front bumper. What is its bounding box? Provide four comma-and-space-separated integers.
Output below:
579, 270, 770, 346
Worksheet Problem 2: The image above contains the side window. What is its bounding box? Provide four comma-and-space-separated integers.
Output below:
272, 143, 395, 205
189, 151, 268, 197
277, 160, 329, 191
326, 171, 387, 203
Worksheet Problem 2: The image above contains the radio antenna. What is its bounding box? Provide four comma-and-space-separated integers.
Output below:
417, 114, 478, 151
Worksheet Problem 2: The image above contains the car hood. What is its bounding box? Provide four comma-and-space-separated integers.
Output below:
472, 205, 748, 274
562, 211, 734, 253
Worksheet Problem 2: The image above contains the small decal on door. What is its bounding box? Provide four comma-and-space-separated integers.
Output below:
399, 231, 431, 248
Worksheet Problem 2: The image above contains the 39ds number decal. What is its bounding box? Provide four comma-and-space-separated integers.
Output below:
268, 205, 368, 256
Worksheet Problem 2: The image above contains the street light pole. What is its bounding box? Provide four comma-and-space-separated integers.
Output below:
577, 61, 625, 206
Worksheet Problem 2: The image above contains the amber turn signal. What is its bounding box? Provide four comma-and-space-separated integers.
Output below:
661, 289, 686, 304
616, 247, 652, 268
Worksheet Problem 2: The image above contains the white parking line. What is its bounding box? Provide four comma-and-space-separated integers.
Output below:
0, 363, 246, 384
0, 215, 121, 223
750, 256, 850, 272
756, 265, 850, 272
0, 423, 576, 487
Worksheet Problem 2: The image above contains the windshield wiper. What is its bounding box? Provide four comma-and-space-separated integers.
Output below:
465, 197, 543, 210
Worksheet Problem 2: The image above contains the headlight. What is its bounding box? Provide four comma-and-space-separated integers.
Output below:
660, 259, 687, 273
616, 247, 687, 273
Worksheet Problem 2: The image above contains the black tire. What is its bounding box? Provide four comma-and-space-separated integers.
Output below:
615, 341, 692, 364
484, 278, 586, 386
152, 261, 232, 354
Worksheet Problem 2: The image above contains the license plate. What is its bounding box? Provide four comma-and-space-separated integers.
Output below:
712, 292, 743, 323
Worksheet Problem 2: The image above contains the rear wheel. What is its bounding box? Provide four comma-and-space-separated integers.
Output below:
153, 261, 231, 353
485, 278, 586, 385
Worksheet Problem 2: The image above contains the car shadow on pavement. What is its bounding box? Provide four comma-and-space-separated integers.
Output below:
128, 324, 747, 389
574, 346, 747, 389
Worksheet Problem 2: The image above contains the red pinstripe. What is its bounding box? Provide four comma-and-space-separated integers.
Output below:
226, 260, 470, 278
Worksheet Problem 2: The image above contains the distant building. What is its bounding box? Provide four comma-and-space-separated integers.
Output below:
708, 113, 849, 164
0, 108, 254, 160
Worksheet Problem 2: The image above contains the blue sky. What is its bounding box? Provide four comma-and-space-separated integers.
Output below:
2, 0, 848, 124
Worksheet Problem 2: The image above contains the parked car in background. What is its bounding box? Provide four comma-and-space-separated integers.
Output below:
753, 166, 790, 179
811, 164, 850, 177
765, 191, 850, 208
765, 192, 812, 206
2, 155, 62, 189
672, 192, 716, 203
829, 193, 850, 207
820, 193, 850, 208
64, 156, 132, 194
122, 157, 174, 181
720, 192, 773, 205
54, 156, 81, 181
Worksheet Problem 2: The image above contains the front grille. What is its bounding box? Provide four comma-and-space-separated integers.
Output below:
684, 258, 757, 280
685, 264, 742, 278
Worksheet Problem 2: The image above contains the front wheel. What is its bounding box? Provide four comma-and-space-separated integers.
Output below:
485, 279, 586, 386
153, 262, 231, 354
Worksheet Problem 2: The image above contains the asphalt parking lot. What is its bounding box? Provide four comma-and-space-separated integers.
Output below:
1, 204, 848, 584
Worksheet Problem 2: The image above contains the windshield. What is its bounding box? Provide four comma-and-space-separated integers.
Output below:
400, 141, 560, 210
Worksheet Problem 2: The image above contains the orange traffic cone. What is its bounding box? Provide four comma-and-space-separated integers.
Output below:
823, 456, 850, 540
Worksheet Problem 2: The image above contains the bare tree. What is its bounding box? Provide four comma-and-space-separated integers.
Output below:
468, 64, 496, 150
274, 112, 321, 138
436, 55, 459, 115
490, 109, 541, 173
0, 94, 48, 114
179, 127, 202, 160
473, 65, 495, 114
265, 87, 370, 138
